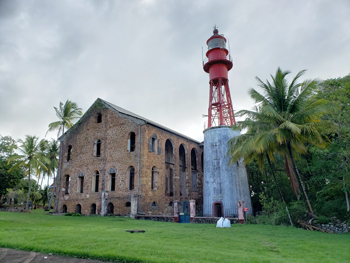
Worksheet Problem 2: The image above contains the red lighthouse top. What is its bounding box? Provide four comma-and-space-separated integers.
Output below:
203, 27, 235, 128
203, 28, 233, 80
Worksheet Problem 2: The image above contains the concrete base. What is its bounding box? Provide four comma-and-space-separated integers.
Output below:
203, 126, 252, 217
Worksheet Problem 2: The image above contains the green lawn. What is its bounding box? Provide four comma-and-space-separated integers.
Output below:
0, 210, 349, 263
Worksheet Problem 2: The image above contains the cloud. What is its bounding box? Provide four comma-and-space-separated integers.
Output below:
0, 0, 349, 142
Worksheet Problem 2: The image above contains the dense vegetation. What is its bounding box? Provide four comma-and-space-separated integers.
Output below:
0, 100, 82, 209
241, 73, 350, 224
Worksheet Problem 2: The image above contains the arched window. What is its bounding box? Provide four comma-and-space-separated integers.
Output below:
165, 139, 174, 164
62, 204, 67, 213
128, 132, 136, 152
179, 144, 186, 196
191, 148, 197, 171
191, 149, 198, 191
125, 202, 131, 207
97, 113, 102, 123
93, 171, 99, 192
67, 145, 72, 161
129, 167, 135, 190
151, 167, 157, 190
165, 139, 174, 197
151, 201, 157, 207
107, 202, 114, 214
65, 175, 70, 195
91, 203, 96, 214
95, 139, 101, 157
149, 134, 158, 153
169, 201, 173, 206
76, 204, 81, 214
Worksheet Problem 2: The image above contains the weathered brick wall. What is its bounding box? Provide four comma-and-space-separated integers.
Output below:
58, 102, 203, 216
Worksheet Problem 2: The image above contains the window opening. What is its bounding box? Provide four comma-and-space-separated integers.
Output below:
165, 139, 174, 164
129, 132, 136, 152
179, 144, 186, 196
125, 202, 131, 207
91, 203, 96, 214
111, 173, 116, 191
96, 139, 101, 157
76, 204, 81, 214
94, 171, 99, 192
169, 169, 173, 196
80, 177, 84, 193
107, 202, 114, 214
62, 205, 67, 213
169, 201, 173, 206
151, 201, 157, 206
214, 202, 223, 217
129, 167, 135, 190
149, 134, 157, 153
65, 175, 70, 194
67, 145, 72, 161
191, 149, 197, 171
97, 113, 102, 123
151, 167, 157, 190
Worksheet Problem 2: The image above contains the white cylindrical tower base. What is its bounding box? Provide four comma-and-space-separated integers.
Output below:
203, 126, 252, 217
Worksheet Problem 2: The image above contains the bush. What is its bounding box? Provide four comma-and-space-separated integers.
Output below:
313, 215, 330, 224
64, 213, 73, 216
72, 213, 82, 217
255, 193, 290, 225
245, 215, 257, 224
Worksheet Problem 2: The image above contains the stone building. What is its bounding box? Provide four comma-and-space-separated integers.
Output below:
57, 98, 203, 216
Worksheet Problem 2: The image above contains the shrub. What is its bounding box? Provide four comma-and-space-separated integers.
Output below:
64, 213, 73, 216
313, 215, 330, 224
254, 193, 290, 225
245, 215, 257, 224
72, 213, 82, 217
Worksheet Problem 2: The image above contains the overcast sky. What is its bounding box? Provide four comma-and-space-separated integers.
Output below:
1, 0, 349, 143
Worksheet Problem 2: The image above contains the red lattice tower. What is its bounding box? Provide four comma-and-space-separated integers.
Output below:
203, 27, 236, 128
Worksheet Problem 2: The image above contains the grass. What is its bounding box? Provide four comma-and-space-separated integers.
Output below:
0, 210, 349, 263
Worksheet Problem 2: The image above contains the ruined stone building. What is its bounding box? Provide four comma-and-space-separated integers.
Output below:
57, 98, 203, 216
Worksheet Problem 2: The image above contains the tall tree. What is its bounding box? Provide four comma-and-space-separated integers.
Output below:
228, 68, 334, 216
0, 135, 24, 203
47, 100, 83, 137
7, 136, 49, 210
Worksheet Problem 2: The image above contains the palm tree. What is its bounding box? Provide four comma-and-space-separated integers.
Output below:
7, 136, 49, 210
228, 68, 334, 216
37, 139, 49, 188
47, 100, 83, 137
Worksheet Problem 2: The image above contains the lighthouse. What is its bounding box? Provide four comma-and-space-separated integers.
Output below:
203, 27, 252, 217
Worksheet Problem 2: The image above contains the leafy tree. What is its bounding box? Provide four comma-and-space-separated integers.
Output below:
0, 135, 17, 157
7, 136, 49, 210
0, 135, 25, 203
228, 68, 334, 217
0, 160, 25, 203
47, 100, 83, 137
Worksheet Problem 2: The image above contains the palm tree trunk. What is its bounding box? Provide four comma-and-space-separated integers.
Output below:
266, 155, 293, 226
40, 172, 45, 189
344, 175, 350, 212
26, 165, 31, 210
287, 142, 315, 217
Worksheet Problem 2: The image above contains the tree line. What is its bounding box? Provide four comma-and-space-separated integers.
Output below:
228, 68, 350, 225
0, 100, 82, 210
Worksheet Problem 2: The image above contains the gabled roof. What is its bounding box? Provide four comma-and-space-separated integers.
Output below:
59, 98, 201, 144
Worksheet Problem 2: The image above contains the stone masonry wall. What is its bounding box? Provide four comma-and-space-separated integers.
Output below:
58, 102, 203, 216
